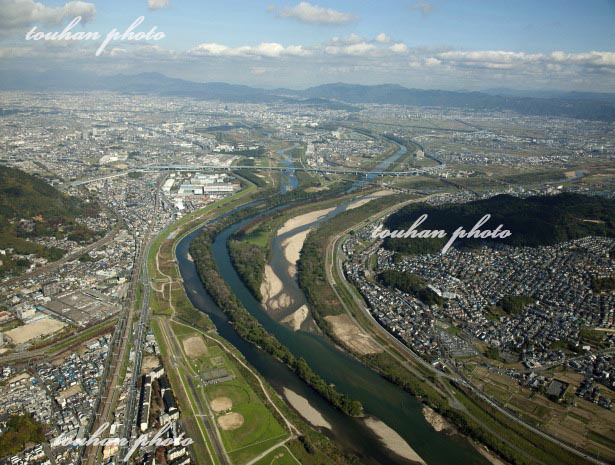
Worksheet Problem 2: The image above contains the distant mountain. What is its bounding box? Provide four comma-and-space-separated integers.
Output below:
301, 83, 615, 121
483, 87, 615, 103
1, 70, 615, 121
0, 70, 281, 101
482, 88, 569, 99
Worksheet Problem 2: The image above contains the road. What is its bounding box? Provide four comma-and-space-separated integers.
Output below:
71, 163, 445, 187
1, 220, 122, 288
84, 176, 164, 465
117, 176, 170, 461
325, 197, 608, 465
0, 318, 117, 364
168, 319, 300, 465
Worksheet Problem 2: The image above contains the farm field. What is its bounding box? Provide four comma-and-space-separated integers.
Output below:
467, 365, 615, 462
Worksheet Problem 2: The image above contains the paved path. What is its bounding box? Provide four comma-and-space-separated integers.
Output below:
324, 196, 608, 465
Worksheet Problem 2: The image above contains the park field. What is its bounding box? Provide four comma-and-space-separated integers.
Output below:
254, 446, 300, 465
170, 322, 289, 465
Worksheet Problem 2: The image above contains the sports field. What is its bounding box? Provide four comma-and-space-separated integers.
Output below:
4, 316, 66, 344
172, 324, 289, 465
205, 379, 288, 464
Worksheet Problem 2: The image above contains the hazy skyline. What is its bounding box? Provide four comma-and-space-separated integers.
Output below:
1, 0, 615, 91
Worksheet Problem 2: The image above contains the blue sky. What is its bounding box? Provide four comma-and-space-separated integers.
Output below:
2, 0, 615, 91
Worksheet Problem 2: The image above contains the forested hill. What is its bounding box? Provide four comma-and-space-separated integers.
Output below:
0, 165, 88, 229
0, 166, 101, 277
383, 193, 615, 253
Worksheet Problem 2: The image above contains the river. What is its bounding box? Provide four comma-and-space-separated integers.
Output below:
176, 140, 490, 465
278, 145, 300, 194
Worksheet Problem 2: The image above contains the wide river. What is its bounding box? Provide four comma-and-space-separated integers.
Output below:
176, 141, 489, 465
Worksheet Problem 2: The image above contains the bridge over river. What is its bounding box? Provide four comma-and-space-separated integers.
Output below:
136, 163, 445, 176
71, 163, 445, 186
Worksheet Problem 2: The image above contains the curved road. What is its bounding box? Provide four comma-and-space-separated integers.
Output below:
326, 202, 607, 465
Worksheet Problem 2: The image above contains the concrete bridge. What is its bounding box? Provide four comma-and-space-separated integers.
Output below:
135, 163, 445, 177
71, 163, 445, 187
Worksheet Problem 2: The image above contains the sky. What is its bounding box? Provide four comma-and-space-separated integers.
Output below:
1, 0, 615, 91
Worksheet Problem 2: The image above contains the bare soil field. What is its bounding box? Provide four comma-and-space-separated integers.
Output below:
183, 335, 208, 358
218, 412, 244, 430
58, 384, 83, 400
324, 314, 382, 355
4, 317, 66, 344
141, 355, 161, 374
211, 397, 233, 413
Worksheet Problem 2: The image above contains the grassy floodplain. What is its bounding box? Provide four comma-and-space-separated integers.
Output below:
147, 180, 366, 465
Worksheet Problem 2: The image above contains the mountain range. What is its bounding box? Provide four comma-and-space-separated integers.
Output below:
2, 70, 615, 121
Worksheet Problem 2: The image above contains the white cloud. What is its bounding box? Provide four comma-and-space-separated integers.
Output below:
375, 33, 391, 43
0, 0, 96, 34
190, 42, 311, 58
273, 2, 357, 25
147, 0, 171, 10
409, 1, 433, 16
549, 51, 615, 67
435, 49, 615, 77
325, 39, 411, 57
330, 33, 364, 45
4, 25, 615, 91
325, 42, 380, 56
250, 66, 268, 75
0, 46, 33, 58
436, 50, 615, 70
390, 43, 408, 54
438, 50, 542, 64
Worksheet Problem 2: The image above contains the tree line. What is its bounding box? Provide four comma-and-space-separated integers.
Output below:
189, 208, 363, 417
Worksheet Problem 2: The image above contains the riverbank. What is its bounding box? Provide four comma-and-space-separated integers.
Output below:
278, 207, 335, 236
283, 387, 332, 429
189, 213, 365, 418
261, 206, 336, 327
422, 407, 509, 465
363, 417, 427, 465
422, 406, 451, 432
297, 189, 595, 465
